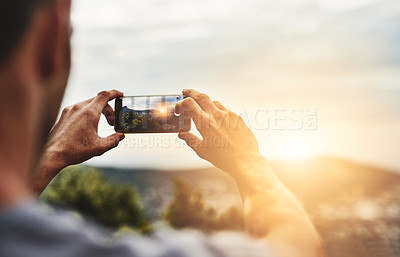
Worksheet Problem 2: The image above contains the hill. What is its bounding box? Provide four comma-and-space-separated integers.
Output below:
97, 157, 400, 220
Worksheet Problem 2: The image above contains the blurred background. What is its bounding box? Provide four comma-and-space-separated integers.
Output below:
49, 0, 400, 256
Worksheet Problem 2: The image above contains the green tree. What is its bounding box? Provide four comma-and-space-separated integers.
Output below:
164, 177, 243, 232
121, 111, 162, 132
41, 165, 151, 233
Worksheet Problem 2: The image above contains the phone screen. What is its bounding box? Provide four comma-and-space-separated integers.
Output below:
114, 95, 191, 133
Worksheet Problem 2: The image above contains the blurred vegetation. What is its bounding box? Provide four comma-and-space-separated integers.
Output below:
41, 166, 243, 235
164, 177, 243, 232
41, 166, 152, 234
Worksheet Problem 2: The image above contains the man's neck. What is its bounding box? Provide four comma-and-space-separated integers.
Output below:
0, 169, 34, 208
0, 69, 38, 208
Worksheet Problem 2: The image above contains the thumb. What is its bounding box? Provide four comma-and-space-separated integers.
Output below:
99, 133, 125, 153
178, 132, 203, 153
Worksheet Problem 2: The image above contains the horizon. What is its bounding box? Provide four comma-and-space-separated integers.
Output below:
87, 155, 400, 175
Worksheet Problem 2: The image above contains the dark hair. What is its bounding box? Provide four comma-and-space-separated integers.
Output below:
0, 0, 52, 65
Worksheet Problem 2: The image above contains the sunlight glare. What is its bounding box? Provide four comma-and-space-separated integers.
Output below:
280, 138, 317, 160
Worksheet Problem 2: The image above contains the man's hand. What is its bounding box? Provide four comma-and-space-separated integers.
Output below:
177, 89, 324, 257
31, 90, 125, 195
176, 89, 263, 176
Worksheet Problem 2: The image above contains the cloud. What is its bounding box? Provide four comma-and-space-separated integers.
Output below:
65, 0, 400, 170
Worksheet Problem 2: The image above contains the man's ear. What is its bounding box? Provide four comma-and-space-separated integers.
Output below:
37, 0, 71, 80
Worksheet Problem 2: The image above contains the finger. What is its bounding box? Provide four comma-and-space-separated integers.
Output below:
178, 132, 203, 153
68, 97, 95, 110
80, 97, 95, 106
90, 90, 124, 114
175, 97, 209, 130
213, 101, 228, 111
182, 89, 218, 112
98, 133, 125, 154
102, 103, 115, 126
61, 97, 95, 117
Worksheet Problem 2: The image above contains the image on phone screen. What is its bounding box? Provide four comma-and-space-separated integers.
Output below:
114, 95, 191, 133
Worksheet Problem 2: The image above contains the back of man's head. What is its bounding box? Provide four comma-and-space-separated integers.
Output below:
0, 0, 71, 198
0, 0, 53, 65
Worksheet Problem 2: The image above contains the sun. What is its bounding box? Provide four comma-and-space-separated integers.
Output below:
286, 144, 311, 160
280, 138, 317, 161
152, 104, 171, 119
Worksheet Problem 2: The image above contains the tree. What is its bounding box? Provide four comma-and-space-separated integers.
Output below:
121, 111, 162, 132
164, 177, 243, 232
41, 165, 151, 234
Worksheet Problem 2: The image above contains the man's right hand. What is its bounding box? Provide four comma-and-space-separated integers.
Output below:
176, 89, 324, 257
176, 89, 265, 176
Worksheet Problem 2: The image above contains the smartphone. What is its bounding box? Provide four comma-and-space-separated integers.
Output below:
114, 95, 191, 133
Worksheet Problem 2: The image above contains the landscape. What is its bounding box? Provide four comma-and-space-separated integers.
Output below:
43, 157, 400, 257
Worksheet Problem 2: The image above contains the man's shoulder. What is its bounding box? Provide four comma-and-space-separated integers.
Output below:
0, 202, 271, 257
0, 202, 99, 236
0, 202, 113, 257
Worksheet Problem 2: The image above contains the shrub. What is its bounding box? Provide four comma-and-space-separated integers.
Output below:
164, 177, 243, 232
41, 165, 151, 234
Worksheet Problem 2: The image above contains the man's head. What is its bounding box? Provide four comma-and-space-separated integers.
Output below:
0, 0, 72, 193
0, 0, 47, 64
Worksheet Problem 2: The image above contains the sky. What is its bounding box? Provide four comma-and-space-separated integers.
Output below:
62, 0, 400, 171
123, 96, 181, 110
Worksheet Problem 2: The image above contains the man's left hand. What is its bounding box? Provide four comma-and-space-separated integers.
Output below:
31, 90, 125, 195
